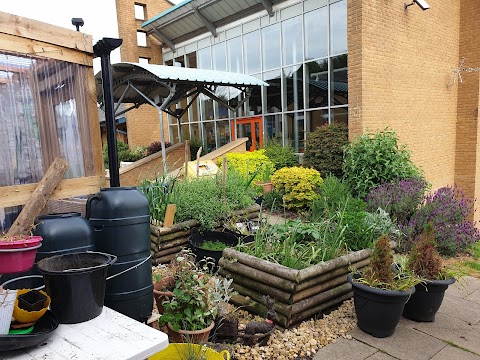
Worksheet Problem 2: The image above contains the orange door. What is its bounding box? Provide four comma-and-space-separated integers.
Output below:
231, 116, 263, 151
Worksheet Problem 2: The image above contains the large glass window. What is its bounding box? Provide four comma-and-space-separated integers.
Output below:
197, 48, 212, 70
306, 59, 328, 108
212, 43, 226, 71
330, 0, 347, 55
265, 114, 283, 141
285, 112, 305, 153
216, 120, 230, 147
202, 121, 216, 152
306, 109, 329, 133
330, 54, 348, 106
227, 37, 242, 73
331, 107, 348, 125
243, 31, 261, 74
264, 70, 282, 114
262, 24, 281, 70
282, 16, 303, 66
305, 7, 328, 60
283, 65, 304, 111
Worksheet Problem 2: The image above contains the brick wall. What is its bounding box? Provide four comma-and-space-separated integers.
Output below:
348, 0, 461, 191
115, 0, 172, 148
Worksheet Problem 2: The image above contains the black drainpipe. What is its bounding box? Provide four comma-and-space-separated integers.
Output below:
94, 37, 123, 187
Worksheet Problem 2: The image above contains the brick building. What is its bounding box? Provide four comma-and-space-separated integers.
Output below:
114, 0, 480, 217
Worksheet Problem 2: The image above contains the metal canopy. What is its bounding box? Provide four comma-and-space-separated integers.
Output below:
142, 0, 285, 50
95, 62, 268, 175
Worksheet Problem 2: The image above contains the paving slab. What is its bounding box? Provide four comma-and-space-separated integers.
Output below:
365, 352, 398, 360
312, 338, 377, 360
429, 346, 480, 360
447, 277, 480, 299
413, 312, 480, 356
465, 289, 480, 305
351, 323, 446, 360
437, 295, 480, 324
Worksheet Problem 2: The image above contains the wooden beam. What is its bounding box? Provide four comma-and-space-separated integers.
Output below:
192, 7, 217, 37
0, 175, 105, 208
260, 0, 274, 17
151, 28, 175, 52
0, 11, 93, 53
0, 33, 93, 66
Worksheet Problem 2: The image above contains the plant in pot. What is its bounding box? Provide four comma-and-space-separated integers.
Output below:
255, 164, 273, 194
402, 225, 456, 322
209, 277, 239, 344
189, 231, 238, 272
159, 253, 218, 344
347, 234, 420, 338
152, 262, 177, 315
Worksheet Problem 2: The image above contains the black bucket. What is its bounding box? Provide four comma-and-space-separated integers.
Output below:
37, 252, 116, 324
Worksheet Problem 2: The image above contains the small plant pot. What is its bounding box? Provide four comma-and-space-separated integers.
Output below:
189, 231, 238, 272
153, 276, 174, 314
347, 274, 416, 338
255, 182, 273, 194
0, 289, 18, 335
167, 321, 215, 344
149, 343, 231, 360
18, 290, 47, 312
402, 278, 455, 322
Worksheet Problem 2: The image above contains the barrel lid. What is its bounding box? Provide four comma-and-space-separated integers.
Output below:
36, 213, 81, 221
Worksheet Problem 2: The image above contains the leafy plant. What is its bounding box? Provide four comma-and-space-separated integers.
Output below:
199, 240, 229, 251
190, 137, 206, 160
220, 150, 275, 188
271, 167, 323, 210
103, 141, 146, 169
263, 137, 297, 170
146, 141, 172, 156
399, 186, 480, 256
310, 175, 352, 219
138, 173, 178, 223
304, 123, 349, 178
343, 129, 423, 199
366, 178, 428, 224
262, 189, 284, 211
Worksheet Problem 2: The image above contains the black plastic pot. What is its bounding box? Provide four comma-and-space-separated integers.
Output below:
37, 252, 116, 324
347, 273, 416, 338
402, 278, 455, 322
18, 290, 47, 312
189, 231, 238, 271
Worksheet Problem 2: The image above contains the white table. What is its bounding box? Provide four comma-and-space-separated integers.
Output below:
1, 307, 169, 360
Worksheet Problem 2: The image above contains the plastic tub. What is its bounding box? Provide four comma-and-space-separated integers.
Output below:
1, 275, 44, 291
0, 289, 18, 335
37, 252, 116, 324
0, 244, 42, 274
0, 236, 42, 250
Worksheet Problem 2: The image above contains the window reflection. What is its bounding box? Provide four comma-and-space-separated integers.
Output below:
332, 107, 348, 125
243, 31, 261, 74
306, 59, 328, 108
202, 121, 216, 152
227, 37, 243, 73
285, 112, 305, 152
212, 43, 226, 71
264, 70, 282, 114
330, 0, 347, 55
283, 65, 304, 111
216, 120, 230, 146
330, 54, 348, 106
197, 48, 211, 70
306, 109, 329, 133
265, 114, 283, 141
282, 16, 303, 66
262, 24, 281, 70
305, 7, 328, 60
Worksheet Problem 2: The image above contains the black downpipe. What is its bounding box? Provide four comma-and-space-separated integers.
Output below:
94, 38, 123, 187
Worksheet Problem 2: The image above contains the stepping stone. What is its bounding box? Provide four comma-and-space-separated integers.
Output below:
430, 345, 480, 360
312, 338, 377, 360
438, 295, 480, 324
366, 352, 397, 360
351, 323, 446, 360
465, 289, 480, 305
447, 277, 480, 299
414, 312, 480, 356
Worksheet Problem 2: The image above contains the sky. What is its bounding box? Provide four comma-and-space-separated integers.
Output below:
0, 0, 181, 71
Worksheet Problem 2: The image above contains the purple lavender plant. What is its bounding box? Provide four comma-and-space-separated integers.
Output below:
366, 178, 428, 224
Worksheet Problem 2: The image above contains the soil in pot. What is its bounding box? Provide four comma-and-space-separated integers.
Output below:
348, 274, 415, 338
189, 231, 238, 272
167, 321, 215, 344
402, 278, 455, 322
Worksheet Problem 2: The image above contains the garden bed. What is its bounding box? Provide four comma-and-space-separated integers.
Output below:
150, 204, 261, 264
219, 247, 372, 328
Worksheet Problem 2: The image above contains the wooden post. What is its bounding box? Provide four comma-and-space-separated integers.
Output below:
163, 204, 176, 227
196, 146, 202, 177
184, 140, 190, 178
7, 157, 69, 236
222, 156, 227, 185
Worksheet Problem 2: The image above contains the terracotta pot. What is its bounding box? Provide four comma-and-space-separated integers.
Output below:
255, 182, 273, 193
153, 276, 174, 314
167, 321, 215, 344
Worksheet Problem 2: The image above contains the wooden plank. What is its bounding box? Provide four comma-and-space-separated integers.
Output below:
0, 175, 105, 208
163, 204, 176, 227
85, 65, 104, 176
0, 33, 93, 66
0, 11, 93, 53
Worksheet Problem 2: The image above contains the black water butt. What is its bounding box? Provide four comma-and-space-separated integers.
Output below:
86, 187, 153, 323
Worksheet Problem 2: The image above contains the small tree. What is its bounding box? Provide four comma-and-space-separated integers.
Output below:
407, 225, 442, 280
368, 235, 394, 287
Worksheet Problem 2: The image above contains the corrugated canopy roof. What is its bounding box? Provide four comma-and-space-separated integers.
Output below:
95, 62, 267, 111
142, 0, 286, 50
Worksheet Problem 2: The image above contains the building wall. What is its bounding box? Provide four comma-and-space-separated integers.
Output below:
348, 0, 461, 191
457, 0, 480, 212
115, 0, 172, 148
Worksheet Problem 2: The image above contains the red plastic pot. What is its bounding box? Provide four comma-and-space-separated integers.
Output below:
0, 236, 43, 274
0, 236, 43, 250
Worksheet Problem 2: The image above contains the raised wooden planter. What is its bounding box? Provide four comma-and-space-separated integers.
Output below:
150, 204, 261, 265
219, 248, 372, 328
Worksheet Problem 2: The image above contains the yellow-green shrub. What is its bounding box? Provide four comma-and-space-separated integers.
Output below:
220, 150, 275, 185
271, 167, 323, 210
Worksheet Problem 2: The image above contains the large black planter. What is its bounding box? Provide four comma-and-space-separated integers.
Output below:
189, 231, 238, 271
402, 278, 455, 322
347, 274, 416, 338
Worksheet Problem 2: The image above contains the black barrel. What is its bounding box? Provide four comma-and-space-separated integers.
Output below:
86, 187, 153, 323
33, 213, 95, 261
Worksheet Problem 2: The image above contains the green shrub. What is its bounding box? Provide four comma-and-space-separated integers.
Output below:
103, 141, 146, 169
303, 124, 348, 178
146, 141, 172, 156
263, 189, 284, 211
220, 150, 275, 187
190, 137, 206, 160
263, 138, 297, 170
271, 167, 322, 210
310, 175, 352, 219
343, 129, 422, 199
